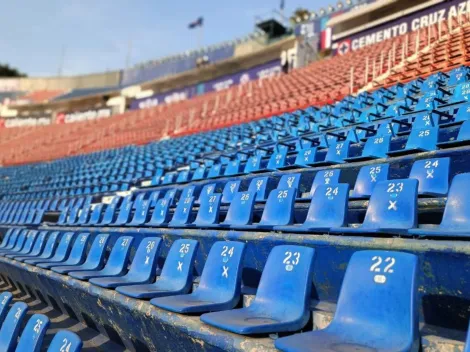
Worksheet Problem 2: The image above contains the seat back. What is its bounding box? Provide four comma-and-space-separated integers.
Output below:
259, 188, 296, 226
0, 229, 14, 248
304, 184, 349, 228
126, 237, 161, 281
194, 194, 221, 226
130, 198, 151, 225
404, 127, 438, 152
199, 184, 216, 202
267, 149, 287, 170
63, 233, 90, 265
26, 231, 50, 257
147, 198, 172, 225
101, 236, 134, 275
362, 135, 391, 158
244, 155, 262, 173
158, 239, 199, 292
196, 241, 246, 302
309, 169, 341, 196
440, 173, 470, 230
248, 177, 271, 201
294, 147, 318, 166
88, 204, 104, 225
221, 180, 241, 204
15, 314, 50, 352
363, 179, 418, 230
0, 292, 13, 324
325, 140, 350, 163
278, 174, 301, 191
81, 233, 110, 267
38, 232, 60, 258
169, 197, 195, 226
0, 302, 28, 351
222, 191, 256, 226
252, 245, 315, 317
409, 157, 450, 196
10, 230, 28, 252
351, 164, 389, 199
334, 250, 419, 348
113, 195, 133, 224
50, 232, 75, 261
17, 230, 38, 254
46, 331, 82, 352
457, 120, 470, 141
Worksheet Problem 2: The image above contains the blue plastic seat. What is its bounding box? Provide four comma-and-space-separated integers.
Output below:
350, 164, 389, 199
319, 140, 351, 165
145, 198, 172, 226
346, 135, 391, 162
409, 173, 470, 237
0, 230, 28, 257
46, 331, 82, 352
276, 250, 419, 352
221, 180, 241, 204
29, 232, 74, 267
86, 204, 104, 225
266, 149, 288, 170
465, 323, 470, 352
244, 155, 262, 173
98, 197, 122, 225
438, 120, 470, 148
221, 191, 256, 227
193, 194, 222, 226
307, 169, 341, 198
275, 184, 349, 232
201, 245, 315, 334
52, 233, 110, 274
38, 233, 87, 269
408, 157, 450, 196
248, 177, 272, 201
69, 236, 134, 280
128, 196, 151, 226
441, 103, 470, 127
294, 147, 319, 167
5, 230, 38, 259
111, 195, 133, 226
278, 173, 301, 191
0, 302, 28, 352
151, 241, 246, 313
89, 237, 161, 288
0, 229, 14, 249
387, 127, 438, 156
12, 231, 49, 262
168, 197, 195, 227
23, 232, 60, 264
15, 314, 50, 352
116, 239, 199, 299
452, 82, 470, 103
0, 229, 26, 253
197, 183, 216, 203
331, 179, 418, 234
0, 292, 13, 324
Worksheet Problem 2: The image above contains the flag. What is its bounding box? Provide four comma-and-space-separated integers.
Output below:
188, 17, 204, 29
280, 0, 285, 10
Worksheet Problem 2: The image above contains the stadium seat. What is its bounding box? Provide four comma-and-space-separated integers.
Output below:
294, 147, 319, 167
15, 314, 50, 352
0, 230, 28, 257
69, 236, 133, 280
275, 250, 419, 352
221, 191, 256, 227
89, 237, 161, 288
0, 229, 15, 249
308, 169, 341, 197
4, 230, 38, 258
275, 184, 349, 232
0, 292, 13, 323
169, 196, 195, 227
51, 233, 110, 274
409, 173, 470, 237
151, 241, 246, 313
247, 177, 272, 201
37, 233, 87, 269
350, 164, 389, 199
465, 324, 470, 352
0, 302, 28, 352
128, 193, 151, 226
145, 198, 172, 226
387, 127, 438, 156
193, 194, 222, 226
12, 231, 49, 262
438, 120, 470, 148
46, 331, 82, 352
98, 197, 122, 225
24, 232, 63, 265
331, 179, 418, 234
346, 135, 391, 161
201, 245, 315, 334
116, 239, 199, 299
408, 157, 450, 196
111, 195, 133, 226
221, 180, 241, 204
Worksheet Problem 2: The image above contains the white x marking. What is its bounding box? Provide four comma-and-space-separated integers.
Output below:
388, 200, 397, 211
222, 266, 229, 278
177, 261, 183, 271
426, 169, 434, 179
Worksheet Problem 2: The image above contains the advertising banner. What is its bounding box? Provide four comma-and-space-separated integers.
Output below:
333, 0, 470, 55
130, 60, 281, 110
56, 108, 112, 124
0, 116, 51, 128
0, 79, 20, 92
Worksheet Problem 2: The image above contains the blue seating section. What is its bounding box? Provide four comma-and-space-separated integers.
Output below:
0, 67, 470, 350
0, 291, 82, 351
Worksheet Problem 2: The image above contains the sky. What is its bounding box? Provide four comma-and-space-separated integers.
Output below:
0, 0, 331, 77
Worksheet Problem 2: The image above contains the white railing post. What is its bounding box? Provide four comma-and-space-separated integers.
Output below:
350, 66, 354, 94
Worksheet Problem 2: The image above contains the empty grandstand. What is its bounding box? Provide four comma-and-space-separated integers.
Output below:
0, 0, 470, 351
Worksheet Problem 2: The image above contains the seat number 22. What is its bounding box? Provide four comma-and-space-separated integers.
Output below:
370, 256, 396, 284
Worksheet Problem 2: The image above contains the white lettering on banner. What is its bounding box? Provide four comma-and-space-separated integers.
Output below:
164, 91, 187, 104
3, 117, 51, 128
346, 0, 470, 52
257, 66, 281, 80
62, 108, 111, 123
213, 79, 234, 91
138, 98, 159, 109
